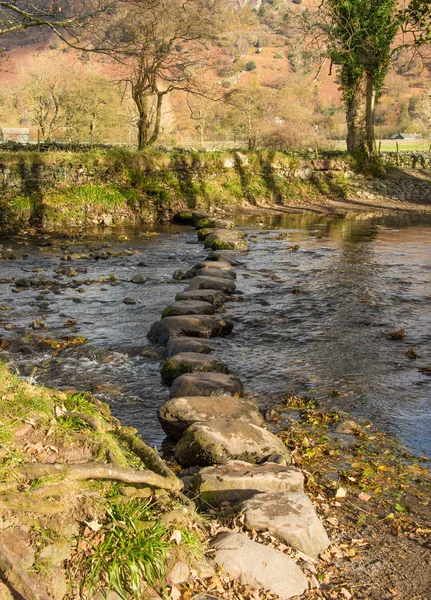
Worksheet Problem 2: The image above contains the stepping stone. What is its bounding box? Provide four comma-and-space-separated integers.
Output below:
192, 460, 304, 507
158, 397, 264, 440
165, 337, 212, 359
195, 218, 235, 230
186, 261, 233, 278
175, 289, 226, 308
206, 250, 245, 265
161, 301, 215, 318
242, 492, 330, 559
197, 228, 217, 241
187, 276, 236, 295
191, 210, 210, 224
204, 231, 248, 252
161, 352, 229, 385
170, 373, 244, 399
175, 419, 291, 467
195, 268, 236, 280
210, 532, 308, 599
173, 211, 194, 224
148, 316, 233, 344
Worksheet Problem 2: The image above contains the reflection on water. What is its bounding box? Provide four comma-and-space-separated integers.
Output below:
0, 214, 430, 456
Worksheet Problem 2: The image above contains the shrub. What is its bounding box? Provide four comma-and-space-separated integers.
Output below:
245, 61, 257, 71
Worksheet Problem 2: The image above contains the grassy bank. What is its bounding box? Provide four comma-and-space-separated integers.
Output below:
0, 362, 207, 600
0, 149, 350, 232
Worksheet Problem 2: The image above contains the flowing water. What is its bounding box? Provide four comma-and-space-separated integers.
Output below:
0, 213, 430, 457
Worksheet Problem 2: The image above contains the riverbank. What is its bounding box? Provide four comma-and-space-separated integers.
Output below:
1, 149, 431, 234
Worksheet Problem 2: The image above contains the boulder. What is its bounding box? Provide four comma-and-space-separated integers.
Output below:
161, 301, 215, 318
185, 261, 233, 278
175, 419, 291, 467
242, 492, 330, 559
191, 210, 210, 224
158, 397, 264, 440
173, 211, 194, 224
175, 289, 226, 308
192, 460, 304, 507
204, 231, 248, 252
210, 532, 308, 599
186, 276, 236, 295
161, 352, 229, 385
170, 373, 244, 399
195, 268, 236, 280
195, 218, 235, 230
206, 250, 245, 265
197, 228, 216, 241
165, 337, 212, 359
148, 316, 234, 344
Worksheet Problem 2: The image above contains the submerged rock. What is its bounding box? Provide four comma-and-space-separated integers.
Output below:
192, 460, 304, 507
187, 276, 236, 295
170, 373, 244, 398
161, 352, 229, 385
195, 268, 236, 280
158, 396, 263, 440
148, 316, 233, 344
161, 301, 215, 318
210, 532, 308, 599
165, 337, 212, 358
242, 492, 330, 558
175, 419, 291, 467
206, 250, 245, 265
175, 289, 226, 308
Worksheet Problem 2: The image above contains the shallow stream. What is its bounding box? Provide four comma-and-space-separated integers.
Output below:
0, 213, 430, 456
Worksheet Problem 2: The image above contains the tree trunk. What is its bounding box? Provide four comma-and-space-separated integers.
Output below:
346, 70, 377, 157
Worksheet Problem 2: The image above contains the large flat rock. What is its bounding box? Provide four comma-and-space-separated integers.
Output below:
147, 316, 233, 344
158, 397, 264, 440
161, 301, 215, 318
210, 532, 308, 599
165, 337, 212, 359
242, 492, 330, 559
175, 419, 291, 467
192, 460, 304, 507
161, 352, 230, 385
175, 289, 226, 308
187, 276, 236, 295
195, 268, 236, 280
170, 373, 244, 398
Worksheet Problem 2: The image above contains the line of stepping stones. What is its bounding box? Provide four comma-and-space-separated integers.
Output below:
147, 212, 330, 599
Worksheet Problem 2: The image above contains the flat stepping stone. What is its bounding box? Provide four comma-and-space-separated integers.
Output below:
158, 397, 264, 440
186, 261, 233, 278
195, 218, 235, 230
175, 419, 291, 467
204, 231, 248, 252
195, 268, 236, 280
192, 460, 304, 507
161, 301, 215, 318
242, 492, 330, 559
175, 289, 226, 308
192, 211, 210, 224
207, 250, 245, 265
165, 337, 212, 358
161, 352, 229, 385
148, 316, 233, 344
210, 532, 308, 599
187, 276, 236, 295
197, 228, 243, 242
170, 373, 244, 399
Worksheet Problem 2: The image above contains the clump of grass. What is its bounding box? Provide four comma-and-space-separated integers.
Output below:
79, 499, 176, 599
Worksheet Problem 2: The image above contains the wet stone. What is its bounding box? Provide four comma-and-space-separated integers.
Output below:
131, 274, 146, 284
187, 276, 236, 295
195, 218, 235, 230
193, 460, 304, 507
207, 250, 245, 265
175, 419, 292, 467
241, 491, 330, 559
123, 297, 137, 304
158, 396, 264, 440
185, 261, 232, 278
170, 373, 244, 399
161, 352, 229, 385
204, 231, 248, 252
210, 532, 308, 599
165, 337, 212, 358
175, 289, 226, 308
148, 316, 233, 345
195, 268, 236, 280
161, 300, 215, 318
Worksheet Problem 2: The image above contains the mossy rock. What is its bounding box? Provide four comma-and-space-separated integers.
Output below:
160, 352, 229, 385
195, 218, 235, 230
173, 211, 194, 224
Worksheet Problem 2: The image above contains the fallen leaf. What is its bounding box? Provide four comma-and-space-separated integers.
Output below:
335, 486, 347, 498
170, 529, 182, 545
85, 519, 103, 532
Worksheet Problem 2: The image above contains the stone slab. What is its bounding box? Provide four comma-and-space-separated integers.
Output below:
162, 300, 215, 318
165, 337, 212, 359
195, 268, 236, 280
187, 276, 236, 295
210, 532, 308, 599
170, 373, 244, 399
175, 289, 226, 308
242, 491, 330, 559
193, 460, 304, 507
158, 397, 264, 440
148, 316, 233, 345
161, 352, 230, 385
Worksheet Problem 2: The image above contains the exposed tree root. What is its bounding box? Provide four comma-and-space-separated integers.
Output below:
0, 543, 53, 600
63, 411, 106, 432
19, 463, 183, 492
0, 494, 65, 514
117, 430, 178, 481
